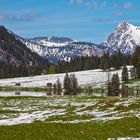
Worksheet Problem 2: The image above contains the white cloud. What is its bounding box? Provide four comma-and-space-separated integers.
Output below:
115, 12, 123, 17
0, 12, 39, 22
68, 0, 107, 9
68, 0, 74, 5
0, 13, 9, 20
124, 2, 133, 9
77, 0, 83, 5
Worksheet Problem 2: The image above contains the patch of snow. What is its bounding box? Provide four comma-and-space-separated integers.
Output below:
0, 69, 123, 88
0, 109, 65, 126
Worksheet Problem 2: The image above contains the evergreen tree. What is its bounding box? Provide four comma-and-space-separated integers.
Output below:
86, 85, 93, 96
122, 65, 129, 82
108, 73, 120, 96
69, 74, 78, 95
63, 73, 78, 95
100, 52, 110, 71
110, 50, 124, 69
56, 78, 62, 95
63, 73, 70, 95
72, 74, 78, 95
132, 46, 140, 78
136, 67, 140, 78
53, 83, 57, 95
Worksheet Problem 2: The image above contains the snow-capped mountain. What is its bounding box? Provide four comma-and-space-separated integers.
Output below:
102, 22, 140, 54
18, 37, 105, 64
6, 22, 140, 64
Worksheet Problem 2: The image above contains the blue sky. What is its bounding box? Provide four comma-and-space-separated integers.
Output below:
0, 0, 140, 43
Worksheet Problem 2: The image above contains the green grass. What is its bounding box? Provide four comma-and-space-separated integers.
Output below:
114, 101, 140, 112
129, 78, 140, 82
0, 117, 140, 140
47, 114, 94, 121
0, 110, 27, 114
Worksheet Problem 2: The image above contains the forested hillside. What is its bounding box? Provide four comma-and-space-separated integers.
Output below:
0, 25, 50, 78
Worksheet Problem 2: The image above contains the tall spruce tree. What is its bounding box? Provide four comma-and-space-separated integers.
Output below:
108, 73, 120, 96
69, 74, 78, 95
72, 74, 78, 95
63, 73, 70, 95
53, 83, 57, 95
122, 65, 129, 82
132, 47, 140, 78
100, 52, 110, 71
56, 78, 62, 95
63, 73, 78, 95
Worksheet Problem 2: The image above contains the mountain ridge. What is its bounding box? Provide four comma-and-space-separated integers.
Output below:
1, 22, 140, 64
17, 35, 106, 64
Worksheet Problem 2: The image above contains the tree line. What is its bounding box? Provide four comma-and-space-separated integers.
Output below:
48, 73, 78, 96
0, 61, 43, 79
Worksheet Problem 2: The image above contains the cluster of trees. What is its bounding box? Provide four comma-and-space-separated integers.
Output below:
57, 56, 100, 73
0, 61, 43, 79
108, 73, 120, 96
108, 49, 140, 97
53, 78, 62, 95
49, 73, 78, 96
45, 47, 140, 77
63, 73, 78, 95
122, 65, 129, 82
132, 47, 140, 78
108, 65, 133, 97
0, 25, 50, 79
53, 51, 131, 74
100, 51, 131, 71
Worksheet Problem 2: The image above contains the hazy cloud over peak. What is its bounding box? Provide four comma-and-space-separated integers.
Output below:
0, 12, 39, 22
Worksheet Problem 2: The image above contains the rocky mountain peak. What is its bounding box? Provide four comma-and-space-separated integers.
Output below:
102, 22, 140, 54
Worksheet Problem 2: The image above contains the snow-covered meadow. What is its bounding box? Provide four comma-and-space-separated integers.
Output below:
0, 96, 140, 126
0, 69, 123, 88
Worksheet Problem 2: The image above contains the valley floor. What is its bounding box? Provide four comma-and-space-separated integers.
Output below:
0, 96, 140, 139
0, 68, 140, 139
0, 69, 123, 88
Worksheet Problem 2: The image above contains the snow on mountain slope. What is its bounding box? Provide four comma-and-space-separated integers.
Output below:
20, 37, 105, 63
29, 37, 73, 46
102, 22, 140, 54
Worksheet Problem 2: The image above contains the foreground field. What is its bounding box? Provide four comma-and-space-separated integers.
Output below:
0, 117, 140, 140
0, 96, 140, 139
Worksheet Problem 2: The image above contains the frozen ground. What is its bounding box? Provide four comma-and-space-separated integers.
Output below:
0, 96, 140, 126
0, 69, 123, 88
